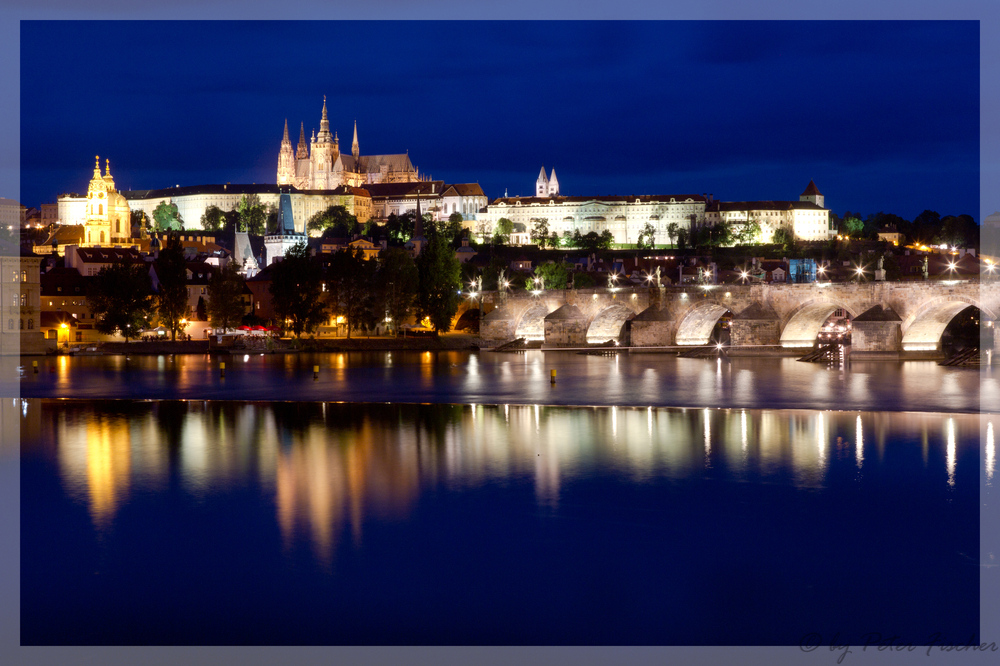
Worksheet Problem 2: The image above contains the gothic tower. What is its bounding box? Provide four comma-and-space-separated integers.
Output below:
352, 120, 360, 162
276, 119, 295, 185
547, 168, 560, 197
309, 96, 336, 189
535, 167, 548, 197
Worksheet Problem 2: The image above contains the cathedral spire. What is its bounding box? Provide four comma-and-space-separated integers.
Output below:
282, 118, 290, 143
93, 155, 102, 179
352, 120, 359, 160
319, 95, 330, 136
297, 122, 308, 159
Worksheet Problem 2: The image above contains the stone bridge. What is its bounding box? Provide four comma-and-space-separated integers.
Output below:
476, 281, 999, 356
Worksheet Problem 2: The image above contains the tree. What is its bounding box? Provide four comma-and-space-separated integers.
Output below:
200, 205, 226, 232
530, 218, 550, 248
269, 241, 326, 337
236, 193, 267, 235
326, 248, 377, 339
442, 212, 465, 245
88, 260, 154, 342
154, 232, 190, 341
733, 219, 762, 245
476, 219, 493, 244
152, 201, 183, 231
492, 217, 514, 246
549, 230, 561, 249
773, 225, 796, 248
416, 233, 461, 332
598, 230, 615, 250
307, 205, 359, 237
386, 212, 415, 242
666, 222, 679, 248
533, 261, 571, 289
375, 247, 419, 336
637, 222, 656, 249
843, 216, 864, 238
207, 260, 247, 332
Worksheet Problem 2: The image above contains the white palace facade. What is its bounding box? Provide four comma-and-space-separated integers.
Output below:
477, 171, 835, 246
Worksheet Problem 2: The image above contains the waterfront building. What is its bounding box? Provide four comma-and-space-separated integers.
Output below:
1, 248, 46, 354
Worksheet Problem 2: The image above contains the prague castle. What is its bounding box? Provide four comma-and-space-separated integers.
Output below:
276, 96, 422, 190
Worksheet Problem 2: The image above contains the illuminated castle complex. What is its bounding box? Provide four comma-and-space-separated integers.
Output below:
276, 96, 422, 190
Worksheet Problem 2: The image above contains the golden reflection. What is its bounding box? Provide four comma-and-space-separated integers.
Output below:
43, 402, 982, 566
946, 418, 956, 488
741, 410, 748, 454
987, 421, 995, 484
856, 415, 864, 469
703, 408, 711, 464
58, 412, 132, 529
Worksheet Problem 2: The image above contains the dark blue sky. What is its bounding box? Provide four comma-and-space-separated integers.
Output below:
20, 20, 978, 221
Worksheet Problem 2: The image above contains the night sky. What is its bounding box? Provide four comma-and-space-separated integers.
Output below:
20, 20, 978, 222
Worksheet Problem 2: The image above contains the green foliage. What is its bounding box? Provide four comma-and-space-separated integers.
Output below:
772, 225, 796, 250
416, 234, 461, 332
636, 222, 656, 249
88, 260, 155, 342
666, 222, 679, 248
733, 219, 761, 246
599, 230, 614, 250
154, 232, 190, 341
152, 201, 183, 231
533, 261, 570, 289
441, 212, 465, 245
207, 260, 247, 332
530, 218, 550, 248
307, 205, 359, 237
843, 217, 864, 237
269, 242, 326, 337
200, 205, 226, 232
325, 248, 378, 339
573, 272, 596, 289
236, 194, 268, 235
386, 212, 415, 242
375, 247, 419, 336
492, 217, 514, 246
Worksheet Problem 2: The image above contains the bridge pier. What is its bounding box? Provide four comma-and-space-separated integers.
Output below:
544, 305, 588, 346
850, 305, 903, 359
629, 306, 674, 347
730, 302, 780, 348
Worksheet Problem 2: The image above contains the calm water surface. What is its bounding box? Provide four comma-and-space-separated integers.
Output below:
17, 350, 999, 412
20, 398, 987, 645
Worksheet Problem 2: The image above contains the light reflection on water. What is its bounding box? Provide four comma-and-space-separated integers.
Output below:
18, 351, 996, 413
27, 399, 984, 564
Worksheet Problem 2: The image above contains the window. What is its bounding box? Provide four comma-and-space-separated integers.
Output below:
19, 319, 23, 330
27, 319, 33, 330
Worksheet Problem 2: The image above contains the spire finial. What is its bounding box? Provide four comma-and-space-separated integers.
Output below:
105, 158, 111, 177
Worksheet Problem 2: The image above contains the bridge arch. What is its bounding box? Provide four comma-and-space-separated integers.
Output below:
900, 296, 996, 351
779, 299, 858, 348
586, 304, 635, 344
514, 302, 553, 341
675, 301, 731, 346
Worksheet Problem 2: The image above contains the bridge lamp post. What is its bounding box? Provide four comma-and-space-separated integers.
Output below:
817, 264, 827, 281
946, 260, 958, 275
854, 266, 867, 282
985, 260, 996, 279
608, 273, 619, 293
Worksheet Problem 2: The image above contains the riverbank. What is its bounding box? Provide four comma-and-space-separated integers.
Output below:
63, 334, 485, 356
